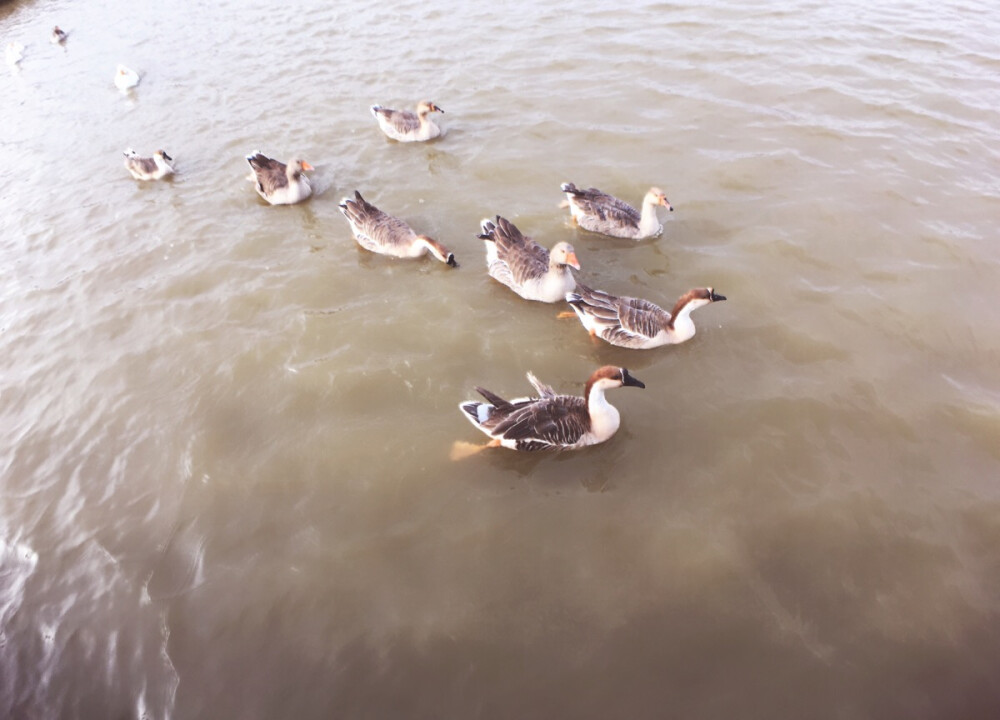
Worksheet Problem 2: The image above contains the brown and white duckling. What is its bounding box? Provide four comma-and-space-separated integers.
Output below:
51, 27, 68, 44
565, 283, 726, 349
561, 183, 673, 240
114, 64, 139, 91
370, 100, 444, 142
123, 148, 175, 180
338, 191, 456, 266
245, 152, 313, 205
456, 366, 646, 454
478, 216, 580, 303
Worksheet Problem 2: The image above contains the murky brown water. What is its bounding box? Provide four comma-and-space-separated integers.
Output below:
2, 0, 999, 718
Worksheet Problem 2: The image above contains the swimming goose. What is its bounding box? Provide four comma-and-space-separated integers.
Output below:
6, 41, 24, 67
114, 64, 139, 91
338, 191, 456, 266
246, 152, 313, 205
51, 27, 67, 44
561, 183, 673, 240
565, 283, 726, 349
457, 366, 646, 453
370, 101, 444, 142
123, 148, 175, 180
478, 216, 579, 302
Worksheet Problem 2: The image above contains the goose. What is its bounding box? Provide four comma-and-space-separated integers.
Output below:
455, 366, 646, 455
338, 191, 456, 266
6, 41, 24, 67
561, 183, 672, 240
51, 27, 67, 44
478, 216, 579, 302
565, 283, 726, 349
245, 152, 313, 205
123, 148, 175, 180
114, 64, 139, 91
370, 100, 444, 142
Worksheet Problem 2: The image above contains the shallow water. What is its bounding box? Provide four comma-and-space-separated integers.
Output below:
2, 0, 999, 718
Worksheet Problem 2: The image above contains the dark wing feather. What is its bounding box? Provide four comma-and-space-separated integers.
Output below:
341, 192, 415, 251
487, 396, 589, 448
377, 107, 420, 134
568, 187, 641, 230
614, 295, 671, 338
129, 156, 158, 175
247, 154, 288, 194
489, 216, 550, 285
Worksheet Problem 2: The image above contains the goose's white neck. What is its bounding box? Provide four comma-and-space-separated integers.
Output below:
638, 197, 664, 238
586, 384, 621, 443
669, 300, 704, 343
416, 115, 440, 140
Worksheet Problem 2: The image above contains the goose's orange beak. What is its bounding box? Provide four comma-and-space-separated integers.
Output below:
301, 161, 314, 172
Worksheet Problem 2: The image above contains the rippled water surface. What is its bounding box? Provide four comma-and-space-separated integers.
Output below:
2, 0, 1000, 718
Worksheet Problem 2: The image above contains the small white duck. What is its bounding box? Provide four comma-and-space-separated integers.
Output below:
478, 216, 580, 303
338, 191, 456, 266
114, 64, 139, 92
565, 283, 726, 349
245, 151, 313, 205
6, 41, 25, 67
455, 366, 646, 455
123, 148, 175, 180
370, 100, 444, 142
561, 183, 673, 240
51, 27, 68, 44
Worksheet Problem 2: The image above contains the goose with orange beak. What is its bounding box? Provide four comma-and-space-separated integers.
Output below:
478, 215, 580, 303
245, 152, 313, 205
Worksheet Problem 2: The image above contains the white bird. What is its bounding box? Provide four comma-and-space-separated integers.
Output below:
123, 148, 175, 180
114, 64, 139, 91
245, 152, 313, 205
561, 183, 673, 239
478, 216, 579, 303
51, 27, 67, 44
6, 41, 25, 67
338, 191, 456, 266
370, 100, 444, 142
456, 366, 646, 454
565, 283, 726, 349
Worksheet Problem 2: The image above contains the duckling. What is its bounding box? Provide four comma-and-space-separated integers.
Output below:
370, 100, 444, 142
561, 183, 672, 239
478, 216, 579, 303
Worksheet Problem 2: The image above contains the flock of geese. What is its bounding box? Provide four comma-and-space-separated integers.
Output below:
9, 25, 727, 458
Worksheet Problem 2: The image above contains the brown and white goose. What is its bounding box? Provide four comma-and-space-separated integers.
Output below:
51, 26, 68, 44
245, 152, 313, 205
370, 100, 444, 142
565, 283, 726, 349
123, 148, 175, 180
338, 191, 456, 266
478, 216, 579, 303
561, 183, 673, 240
457, 366, 646, 452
